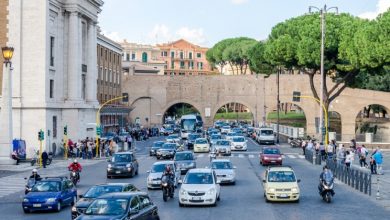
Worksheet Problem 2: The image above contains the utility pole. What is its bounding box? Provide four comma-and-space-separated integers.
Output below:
277, 67, 280, 144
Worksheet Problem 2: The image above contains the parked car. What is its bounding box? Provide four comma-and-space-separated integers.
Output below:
147, 161, 180, 189
156, 143, 177, 159
150, 141, 165, 156
107, 152, 139, 178
210, 159, 236, 184
263, 166, 300, 202
174, 151, 196, 174
260, 147, 283, 166
193, 138, 210, 153
76, 192, 160, 220
186, 133, 201, 150
179, 168, 221, 207
212, 139, 232, 156
71, 183, 139, 219
22, 177, 77, 213
231, 136, 248, 151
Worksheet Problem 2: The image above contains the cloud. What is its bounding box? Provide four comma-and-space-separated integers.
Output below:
231, 0, 248, 5
147, 24, 208, 46
100, 30, 123, 42
148, 24, 172, 41
176, 27, 207, 45
359, 0, 390, 19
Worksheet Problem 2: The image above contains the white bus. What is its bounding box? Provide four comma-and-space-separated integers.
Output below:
180, 114, 200, 139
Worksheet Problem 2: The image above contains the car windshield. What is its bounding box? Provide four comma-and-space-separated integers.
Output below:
211, 135, 221, 140
111, 154, 132, 163
233, 137, 245, 142
84, 186, 123, 198
196, 139, 207, 144
216, 140, 230, 146
184, 172, 214, 184
268, 171, 296, 182
168, 135, 178, 139
227, 133, 236, 136
152, 163, 173, 173
261, 130, 273, 135
162, 144, 176, 149
212, 161, 233, 169
175, 153, 193, 161
31, 181, 60, 192
263, 148, 280, 155
222, 126, 230, 129
188, 134, 200, 140
153, 142, 164, 148
85, 198, 129, 216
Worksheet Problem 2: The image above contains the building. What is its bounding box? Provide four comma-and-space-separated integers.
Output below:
0, 0, 104, 158
97, 32, 131, 133
0, 0, 8, 93
120, 40, 165, 75
157, 39, 214, 76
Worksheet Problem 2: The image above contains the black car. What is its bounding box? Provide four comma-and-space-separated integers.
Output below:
107, 152, 139, 178
71, 183, 139, 219
174, 151, 196, 174
150, 141, 164, 156
156, 143, 177, 160
186, 133, 201, 150
76, 192, 159, 220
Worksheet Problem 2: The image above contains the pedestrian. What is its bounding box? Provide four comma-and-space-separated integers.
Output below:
127, 135, 132, 151
315, 142, 320, 155
350, 139, 357, 152
76, 140, 81, 158
359, 145, 368, 168
373, 148, 383, 175
370, 156, 377, 174
87, 140, 93, 159
345, 150, 353, 171
337, 144, 345, 165
326, 142, 334, 160
301, 140, 307, 155
11, 150, 20, 165
41, 150, 49, 168
319, 142, 325, 161
306, 140, 314, 151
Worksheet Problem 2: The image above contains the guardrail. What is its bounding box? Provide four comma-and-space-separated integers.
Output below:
305, 149, 321, 165
326, 159, 372, 196
268, 123, 305, 138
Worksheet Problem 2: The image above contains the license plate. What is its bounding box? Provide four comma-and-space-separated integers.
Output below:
271, 161, 276, 163
279, 194, 288, 198
192, 197, 202, 201
115, 171, 121, 174
153, 181, 159, 184
33, 204, 42, 207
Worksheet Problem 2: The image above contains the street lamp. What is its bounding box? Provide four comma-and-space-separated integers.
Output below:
308, 5, 338, 143
0, 46, 14, 164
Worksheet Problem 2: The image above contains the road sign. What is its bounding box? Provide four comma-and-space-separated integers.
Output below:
292, 91, 301, 102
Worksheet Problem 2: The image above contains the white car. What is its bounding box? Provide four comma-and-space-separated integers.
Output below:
225, 132, 237, 141
211, 159, 236, 184
231, 136, 248, 151
147, 161, 180, 189
220, 126, 231, 134
193, 138, 210, 153
166, 134, 181, 143
179, 168, 221, 206
256, 128, 275, 145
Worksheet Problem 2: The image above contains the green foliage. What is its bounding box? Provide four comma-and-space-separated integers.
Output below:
267, 111, 306, 120
214, 112, 253, 120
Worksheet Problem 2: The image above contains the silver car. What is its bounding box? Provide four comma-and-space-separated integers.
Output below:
174, 151, 196, 174
212, 139, 232, 156
211, 159, 236, 184
147, 161, 180, 189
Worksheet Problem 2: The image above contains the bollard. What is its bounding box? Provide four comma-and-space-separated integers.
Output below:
376, 176, 381, 200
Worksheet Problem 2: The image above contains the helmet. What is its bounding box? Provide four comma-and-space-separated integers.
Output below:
165, 165, 171, 172
32, 168, 37, 173
73, 159, 78, 163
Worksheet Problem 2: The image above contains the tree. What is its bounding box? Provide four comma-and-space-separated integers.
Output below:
247, 41, 274, 75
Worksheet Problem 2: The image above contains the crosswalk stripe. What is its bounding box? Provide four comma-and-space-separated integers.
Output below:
197, 154, 204, 158
238, 154, 244, 158
287, 155, 296, 158
298, 155, 305, 159
248, 155, 254, 158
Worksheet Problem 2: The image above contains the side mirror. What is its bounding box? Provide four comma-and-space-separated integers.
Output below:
216, 179, 221, 184
297, 179, 301, 183
147, 170, 150, 173
178, 179, 183, 184
262, 180, 266, 183
78, 195, 84, 199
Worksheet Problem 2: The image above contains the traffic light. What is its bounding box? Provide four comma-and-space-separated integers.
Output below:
64, 126, 68, 135
96, 126, 101, 136
292, 91, 301, 102
122, 93, 128, 102
38, 130, 44, 141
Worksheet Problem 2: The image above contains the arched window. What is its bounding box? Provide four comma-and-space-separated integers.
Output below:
142, 52, 148, 63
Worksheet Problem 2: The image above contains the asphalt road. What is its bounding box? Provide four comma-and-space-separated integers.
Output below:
1, 136, 389, 220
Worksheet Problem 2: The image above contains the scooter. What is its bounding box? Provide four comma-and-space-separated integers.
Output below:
319, 178, 335, 203
69, 170, 80, 186
161, 175, 174, 202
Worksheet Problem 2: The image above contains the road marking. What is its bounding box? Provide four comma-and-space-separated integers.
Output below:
287, 155, 297, 158
238, 154, 244, 158
298, 155, 305, 159
248, 154, 255, 158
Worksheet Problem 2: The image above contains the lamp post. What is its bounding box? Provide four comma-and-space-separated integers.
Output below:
0, 46, 15, 164
309, 5, 338, 143
276, 67, 280, 144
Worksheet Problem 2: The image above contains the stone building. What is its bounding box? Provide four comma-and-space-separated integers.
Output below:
0, 0, 8, 92
0, 0, 104, 157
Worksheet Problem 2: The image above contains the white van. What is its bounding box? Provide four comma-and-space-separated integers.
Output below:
256, 127, 275, 145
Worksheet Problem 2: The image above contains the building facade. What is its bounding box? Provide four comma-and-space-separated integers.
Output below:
0, 0, 104, 157
157, 39, 214, 76
97, 33, 130, 132
0, 0, 8, 93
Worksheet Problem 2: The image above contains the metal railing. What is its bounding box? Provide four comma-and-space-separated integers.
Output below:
326, 159, 372, 196
304, 149, 321, 165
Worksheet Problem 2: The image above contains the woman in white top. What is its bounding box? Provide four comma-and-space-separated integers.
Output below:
345, 151, 353, 170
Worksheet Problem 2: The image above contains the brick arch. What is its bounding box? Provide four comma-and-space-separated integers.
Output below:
129, 96, 163, 110
162, 99, 205, 123
211, 100, 256, 121
353, 103, 390, 119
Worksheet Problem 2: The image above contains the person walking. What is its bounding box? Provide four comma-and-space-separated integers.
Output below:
326, 142, 334, 160
370, 156, 377, 174
337, 144, 346, 165
41, 150, 49, 168
301, 140, 307, 155
319, 142, 325, 161
127, 135, 133, 151
345, 151, 353, 171
359, 145, 368, 168
373, 148, 384, 175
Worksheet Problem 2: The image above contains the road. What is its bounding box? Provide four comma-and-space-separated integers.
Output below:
0, 136, 389, 220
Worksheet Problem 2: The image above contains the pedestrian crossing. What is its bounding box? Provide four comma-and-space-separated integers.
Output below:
193, 153, 306, 159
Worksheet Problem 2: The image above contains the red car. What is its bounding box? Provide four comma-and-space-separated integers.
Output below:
260, 147, 283, 166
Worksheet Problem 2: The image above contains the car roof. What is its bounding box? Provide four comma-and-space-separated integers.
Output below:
263, 147, 280, 150
196, 138, 207, 140
154, 141, 165, 143
188, 168, 212, 173
114, 152, 134, 155
98, 192, 147, 199
267, 166, 294, 172
211, 159, 231, 163
42, 176, 68, 182
175, 151, 193, 154
153, 161, 175, 165
94, 183, 133, 187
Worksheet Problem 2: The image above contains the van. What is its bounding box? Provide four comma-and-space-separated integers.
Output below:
256, 127, 275, 145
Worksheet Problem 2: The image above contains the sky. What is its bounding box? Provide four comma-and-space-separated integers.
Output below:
98, 0, 390, 47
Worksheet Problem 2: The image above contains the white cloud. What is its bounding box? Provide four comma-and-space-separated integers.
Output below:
231, 0, 248, 5
147, 24, 208, 46
100, 30, 122, 42
176, 27, 207, 45
148, 24, 172, 42
359, 0, 390, 19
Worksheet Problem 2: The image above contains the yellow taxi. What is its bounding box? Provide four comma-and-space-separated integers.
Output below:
262, 166, 300, 202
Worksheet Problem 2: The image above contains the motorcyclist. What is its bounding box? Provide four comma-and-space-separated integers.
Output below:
29, 169, 41, 181
68, 159, 82, 181
318, 166, 334, 194
162, 165, 175, 191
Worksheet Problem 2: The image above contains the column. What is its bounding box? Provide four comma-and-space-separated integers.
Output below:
86, 21, 98, 103
0, 63, 14, 164
67, 11, 80, 101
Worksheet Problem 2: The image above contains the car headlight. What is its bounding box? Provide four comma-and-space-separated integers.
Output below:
23, 198, 29, 203
126, 163, 132, 168
46, 198, 57, 203
268, 188, 275, 193
71, 206, 77, 212
228, 173, 235, 177
291, 187, 299, 193
207, 188, 216, 195
108, 164, 112, 168
188, 162, 195, 167
278, 157, 282, 160
162, 182, 168, 187
264, 157, 269, 160
180, 189, 187, 195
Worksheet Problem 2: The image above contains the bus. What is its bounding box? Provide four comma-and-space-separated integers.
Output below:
180, 114, 202, 139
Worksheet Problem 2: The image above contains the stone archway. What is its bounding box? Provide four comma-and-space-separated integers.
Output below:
266, 102, 306, 129
355, 104, 390, 142
213, 102, 255, 125
129, 96, 163, 127
162, 100, 205, 125
328, 111, 342, 141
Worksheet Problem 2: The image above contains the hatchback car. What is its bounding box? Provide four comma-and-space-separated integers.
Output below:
150, 141, 165, 156
156, 143, 177, 159
76, 192, 160, 220
209, 134, 222, 146
193, 138, 210, 153
212, 139, 232, 156
22, 177, 77, 213
166, 134, 180, 143
263, 166, 300, 202
220, 126, 231, 134
147, 161, 180, 189
71, 183, 139, 219
225, 132, 237, 141
179, 168, 221, 207
107, 152, 139, 178
174, 151, 196, 174
231, 136, 248, 151
186, 133, 201, 150
260, 147, 283, 166
210, 159, 236, 184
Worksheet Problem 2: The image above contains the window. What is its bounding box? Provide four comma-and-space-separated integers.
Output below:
198, 62, 203, 70
49, 79, 54, 98
163, 51, 167, 57
126, 53, 130, 61
197, 52, 201, 58
100, 48, 103, 57
105, 50, 107, 60
52, 116, 57, 138
142, 52, 148, 62
171, 61, 174, 69
170, 51, 175, 58
108, 70, 111, 82
189, 52, 192, 60
180, 61, 185, 69
100, 94, 103, 102
131, 53, 136, 60
180, 51, 184, 59
50, 36, 55, 66
82, 74, 86, 99
130, 197, 140, 211
139, 195, 151, 209
189, 61, 194, 69
110, 52, 112, 62
105, 94, 107, 101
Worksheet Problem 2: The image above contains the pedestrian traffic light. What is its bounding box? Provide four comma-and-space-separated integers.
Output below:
64, 126, 68, 135
38, 130, 44, 141
96, 126, 101, 135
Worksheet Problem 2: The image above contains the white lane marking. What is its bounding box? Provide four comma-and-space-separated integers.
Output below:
238, 154, 244, 158
197, 154, 204, 158
248, 155, 255, 158
287, 155, 296, 158
298, 155, 305, 159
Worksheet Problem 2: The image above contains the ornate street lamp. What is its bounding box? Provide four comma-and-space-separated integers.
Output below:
2, 47, 14, 66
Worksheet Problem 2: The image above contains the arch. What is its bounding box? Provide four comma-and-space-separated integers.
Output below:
129, 96, 163, 127
266, 102, 306, 129
162, 100, 205, 123
212, 101, 255, 125
328, 111, 342, 141
142, 52, 148, 63
355, 104, 390, 142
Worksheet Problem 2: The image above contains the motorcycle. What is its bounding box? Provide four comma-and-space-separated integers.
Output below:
319, 174, 335, 203
69, 170, 80, 186
24, 177, 40, 194
161, 175, 174, 202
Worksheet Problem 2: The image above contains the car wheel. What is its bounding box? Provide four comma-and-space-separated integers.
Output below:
56, 201, 61, 212
212, 197, 218, 207
231, 181, 236, 185
295, 199, 300, 203
107, 174, 111, 179
71, 196, 77, 206
179, 202, 184, 207
149, 153, 152, 156
217, 194, 220, 201
23, 209, 30, 214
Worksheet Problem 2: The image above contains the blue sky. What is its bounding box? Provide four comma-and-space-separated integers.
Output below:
98, 0, 390, 47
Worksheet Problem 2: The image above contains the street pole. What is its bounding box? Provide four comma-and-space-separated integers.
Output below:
39, 130, 43, 168
277, 67, 280, 144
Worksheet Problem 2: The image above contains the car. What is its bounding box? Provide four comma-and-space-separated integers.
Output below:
186, 133, 201, 150
76, 192, 160, 220
179, 168, 221, 207
210, 159, 236, 184
256, 127, 275, 145
107, 152, 139, 178
220, 126, 231, 134
71, 183, 139, 219
232, 128, 243, 135
166, 134, 181, 143
246, 127, 254, 137
165, 127, 174, 135
150, 141, 165, 156
156, 143, 177, 159
209, 134, 222, 146
263, 166, 300, 202
260, 147, 283, 166
231, 136, 248, 151
225, 132, 237, 141
22, 177, 77, 213
174, 151, 196, 174
147, 161, 180, 189
212, 139, 232, 156
193, 138, 210, 153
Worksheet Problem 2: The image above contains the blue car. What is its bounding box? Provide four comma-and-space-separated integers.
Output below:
22, 177, 77, 213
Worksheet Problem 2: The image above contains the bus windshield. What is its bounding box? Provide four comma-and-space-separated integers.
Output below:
181, 119, 196, 132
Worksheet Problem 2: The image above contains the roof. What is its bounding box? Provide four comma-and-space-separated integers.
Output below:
98, 192, 147, 199
188, 168, 212, 173
211, 159, 231, 163
95, 183, 134, 187
153, 161, 175, 165
157, 39, 208, 50
267, 166, 294, 172
114, 152, 134, 155
175, 151, 193, 154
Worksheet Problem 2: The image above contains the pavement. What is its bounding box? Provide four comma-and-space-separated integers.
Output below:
0, 136, 389, 219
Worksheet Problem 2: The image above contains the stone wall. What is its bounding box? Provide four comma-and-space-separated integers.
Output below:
0, 0, 9, 94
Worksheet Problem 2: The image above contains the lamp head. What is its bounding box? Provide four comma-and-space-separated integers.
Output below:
2, 46, 14, 62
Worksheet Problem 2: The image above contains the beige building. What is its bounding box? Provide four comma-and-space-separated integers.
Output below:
0, 0, 8, 92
